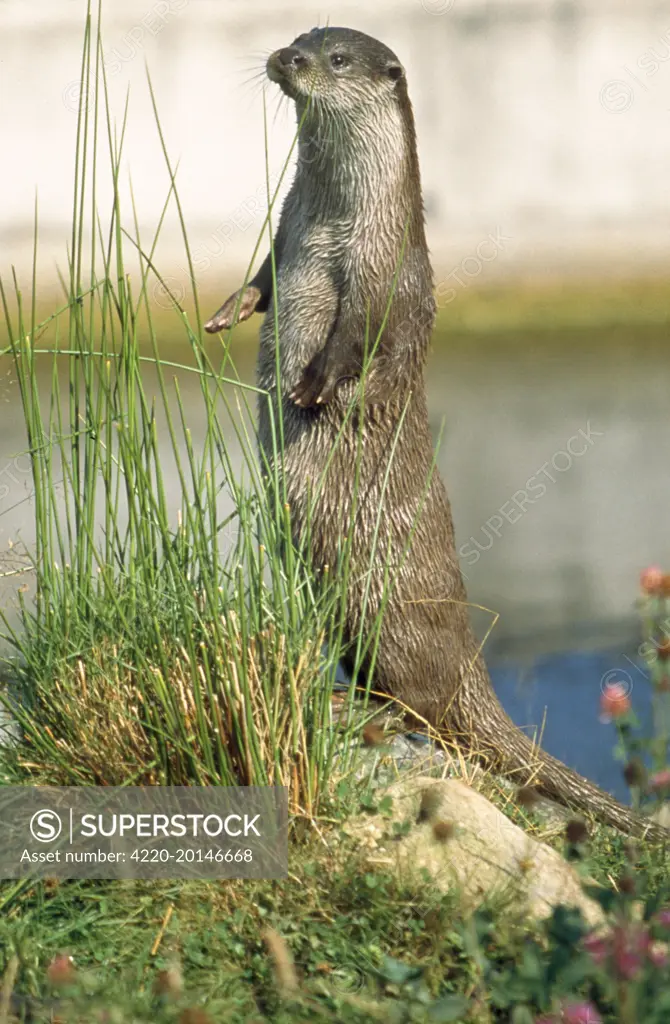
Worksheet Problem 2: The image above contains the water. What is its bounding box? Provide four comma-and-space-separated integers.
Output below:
491, 649, 652, 803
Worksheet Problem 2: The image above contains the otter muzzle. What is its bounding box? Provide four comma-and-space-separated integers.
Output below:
267, 46, 309, 93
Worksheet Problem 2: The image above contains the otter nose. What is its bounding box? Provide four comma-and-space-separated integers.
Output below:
277, 47, 307, 69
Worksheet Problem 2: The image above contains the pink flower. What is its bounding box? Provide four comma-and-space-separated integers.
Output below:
649, 944, 669, 968
534, 1003, 604, 1024
561, 1002, 602, 1024
649, 770, 670, 793
641, 565, 664, 594
583, 931, 609, 965
46, 954, 75, 986
584, 922, 668, 978
600, 682, 631, 721
611, 923, 651, 980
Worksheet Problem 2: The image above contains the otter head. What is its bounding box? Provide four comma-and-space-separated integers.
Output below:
267, 27, 424, 243
267, 27, 409, 128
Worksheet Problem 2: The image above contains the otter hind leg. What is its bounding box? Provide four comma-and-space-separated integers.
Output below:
290, 348, 396, 408
290, 347, 359, 407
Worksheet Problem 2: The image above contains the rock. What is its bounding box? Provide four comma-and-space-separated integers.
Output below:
330, 690, 448, 783
344, 777, 603, 926
0, 704, 18, 748
348, 732, 448, 784
651, 802, 670, 829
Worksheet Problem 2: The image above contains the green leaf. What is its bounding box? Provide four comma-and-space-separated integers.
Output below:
335, 780, 350, 801
519, 945, 544, 982
510, 1007, 536, 1024
427, 994, 470, 1021
582, 885, 617, 913
379, 955, 423, 986
555, 954, 595, 991
378, 795, 394, 816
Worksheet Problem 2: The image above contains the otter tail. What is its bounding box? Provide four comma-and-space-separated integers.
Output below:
451, 683, 668, 843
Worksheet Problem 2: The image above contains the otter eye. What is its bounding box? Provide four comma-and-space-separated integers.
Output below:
330, 53, 350, 70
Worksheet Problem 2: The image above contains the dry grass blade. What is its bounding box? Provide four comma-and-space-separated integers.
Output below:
262, 927, 299, 997
0, 955, 19, 1024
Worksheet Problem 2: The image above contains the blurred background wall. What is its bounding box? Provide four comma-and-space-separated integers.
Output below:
2, 0, 670, 285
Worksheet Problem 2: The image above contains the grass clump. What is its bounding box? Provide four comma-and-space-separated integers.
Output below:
5, 618, 326, 793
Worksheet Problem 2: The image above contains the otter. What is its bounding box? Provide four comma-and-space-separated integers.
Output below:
205, 27, 666, 841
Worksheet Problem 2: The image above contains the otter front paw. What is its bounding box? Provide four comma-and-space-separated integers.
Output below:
204, 285, 262, 333
290, 350, 352, 408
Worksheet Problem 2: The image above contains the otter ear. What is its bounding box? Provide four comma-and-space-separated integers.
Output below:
387, 64, 404, 81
